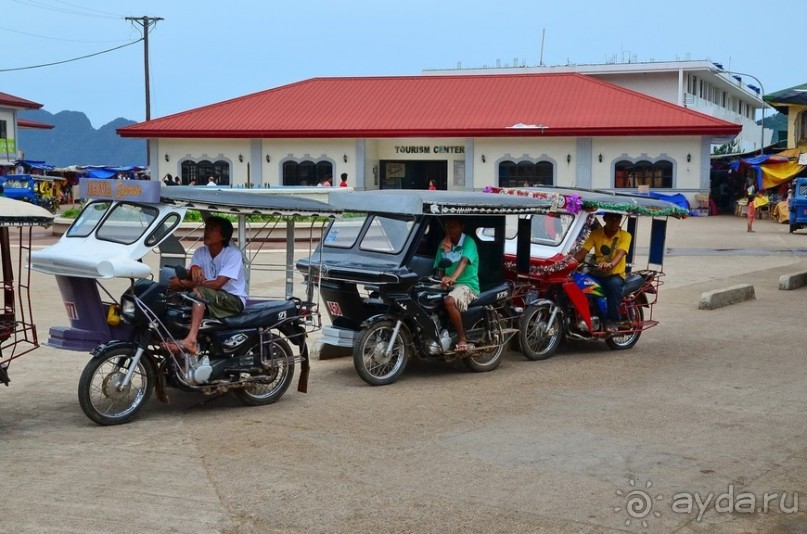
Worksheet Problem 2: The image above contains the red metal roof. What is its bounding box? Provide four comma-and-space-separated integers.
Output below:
18, 118, 53, 129
118, 73, 741, 139
0, 91, 42, 110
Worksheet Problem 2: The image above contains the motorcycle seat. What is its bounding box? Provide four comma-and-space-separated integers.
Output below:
218, 299, 299, 329
622, 274, 646, 296
469, 282, 511, 307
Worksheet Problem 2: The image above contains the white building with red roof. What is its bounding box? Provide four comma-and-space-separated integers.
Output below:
0, 91, 53, 164
118, 73, 740, 204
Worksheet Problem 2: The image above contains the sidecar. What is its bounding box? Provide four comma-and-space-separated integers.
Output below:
0, 196, 55, 386
296, 190, 553, 354
30, 179, 341, 352
789, 178, 807, 233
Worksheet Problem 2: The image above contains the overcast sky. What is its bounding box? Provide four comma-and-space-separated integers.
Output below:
3, 0, 801, 128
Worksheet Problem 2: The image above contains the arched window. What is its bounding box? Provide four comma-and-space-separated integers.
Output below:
282, 160, 333, 186
180, 159, 230, 186
614, 159, 673, 189
497, 160, 554, 188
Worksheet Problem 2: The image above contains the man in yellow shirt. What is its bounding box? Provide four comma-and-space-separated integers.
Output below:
574, 213, 632, 332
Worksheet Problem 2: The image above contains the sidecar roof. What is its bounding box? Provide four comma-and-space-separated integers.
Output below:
328, 189, 552, 216
0, 196, 54, 227
160, 186, 341, 218
498, 186, 689, 218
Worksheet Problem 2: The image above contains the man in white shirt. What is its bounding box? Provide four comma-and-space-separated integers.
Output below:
207, 176, 217, 186
166, 216, 247, 354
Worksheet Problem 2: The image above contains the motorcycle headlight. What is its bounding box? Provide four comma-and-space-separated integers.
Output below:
121, 299, 136, 318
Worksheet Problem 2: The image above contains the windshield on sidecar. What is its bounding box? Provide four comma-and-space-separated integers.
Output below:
489, 212, 574, 246
67, 200, 160, 245
323, 214, 415, 254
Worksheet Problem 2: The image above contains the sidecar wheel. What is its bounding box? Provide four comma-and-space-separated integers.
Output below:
605, 305, 643, 350
353, 320, 410, 386
518, 302, 563, 360
78, 346, 154, 426
233, 338, 295, 406
463, 313, 505, 372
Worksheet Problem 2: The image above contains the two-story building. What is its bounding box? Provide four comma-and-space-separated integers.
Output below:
0, 91, 52, 169
427, 59, 770, 155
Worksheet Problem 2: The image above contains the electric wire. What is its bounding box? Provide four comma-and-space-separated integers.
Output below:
0, 24, 133, 43
11, 0, 121, 19
0, 38, 143, 72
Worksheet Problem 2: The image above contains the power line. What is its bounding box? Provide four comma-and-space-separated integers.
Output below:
0, 38, 142, 72
11, 0, 121, 19
0, 24, 134, 43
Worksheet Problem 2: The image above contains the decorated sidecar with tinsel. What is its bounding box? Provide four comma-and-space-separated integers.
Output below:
487, 186, 689, 359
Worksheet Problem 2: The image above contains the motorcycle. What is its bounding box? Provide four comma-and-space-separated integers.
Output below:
353, 261, 518, 386
77, 268, 313, 425
517, 260, 661, 360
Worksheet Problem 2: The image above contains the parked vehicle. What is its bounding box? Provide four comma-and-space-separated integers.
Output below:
0, 174, 64, 213
0, 197, 55, 386
30, 180, 339, 423
789, 177, 807, 233
491, 186, 689, 360
297, 190, 548, 385
77, 267, 311, 425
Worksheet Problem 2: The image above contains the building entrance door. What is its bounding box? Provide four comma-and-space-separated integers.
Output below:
379, 160, 447, 190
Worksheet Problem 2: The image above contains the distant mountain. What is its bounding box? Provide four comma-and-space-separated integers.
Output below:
17, 109, 145, 167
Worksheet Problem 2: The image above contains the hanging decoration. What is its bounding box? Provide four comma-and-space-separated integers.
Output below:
503, 214, 596, 276
484, 186, 688, 218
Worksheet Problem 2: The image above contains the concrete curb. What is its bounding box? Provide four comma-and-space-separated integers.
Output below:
779, 271, 807, 290
698, 284, 755, 310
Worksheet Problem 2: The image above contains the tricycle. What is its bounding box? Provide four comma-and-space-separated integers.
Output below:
788, 177, 807, 233
490, 186, 689, 359
30, 180, 340, 424
0, 174, 64, 213
0, 196, 55, 386
297, 189, 552, 385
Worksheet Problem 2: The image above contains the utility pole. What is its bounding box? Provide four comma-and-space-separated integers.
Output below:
125, 15, 163, 167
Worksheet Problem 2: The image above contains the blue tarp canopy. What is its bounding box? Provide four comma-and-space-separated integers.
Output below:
19, 159, 54, 171
644, 192, 691, 211
81, 165, 145, 179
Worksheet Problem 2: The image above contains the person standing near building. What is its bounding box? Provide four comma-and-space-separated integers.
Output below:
207, 176, 217, 187
428, 179, 437, 191
339, 173, 348, 188
746, 179, 757, 233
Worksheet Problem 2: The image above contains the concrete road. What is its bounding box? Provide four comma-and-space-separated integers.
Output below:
2, 214, 807, 533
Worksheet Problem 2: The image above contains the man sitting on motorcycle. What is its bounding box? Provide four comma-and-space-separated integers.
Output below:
165, 216, 248, 354
573, 212, 632, 333
434, 218, 480, 352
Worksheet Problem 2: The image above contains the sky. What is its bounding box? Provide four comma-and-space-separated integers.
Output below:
2, 0, 802, 129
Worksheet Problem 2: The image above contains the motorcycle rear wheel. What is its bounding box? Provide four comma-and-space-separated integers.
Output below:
463, 312, 505, 372
605, 305, 643, 350
518, 302, 563, 360
233, 338, 295, 406
353, 320, 411, 386
78, 346, 155, 426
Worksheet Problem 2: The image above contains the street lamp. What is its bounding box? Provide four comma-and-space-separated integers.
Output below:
712, 68, 768, 155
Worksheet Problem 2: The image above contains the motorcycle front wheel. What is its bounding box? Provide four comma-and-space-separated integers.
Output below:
463, 312, 505, 372
353, 320, 411, 386
605, 304, 643, 350
233, 337, 295, 406
78, 346, 155, 426
518, 302, 563, 360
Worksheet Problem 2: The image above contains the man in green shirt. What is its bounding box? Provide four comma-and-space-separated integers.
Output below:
433, 218, 479, 352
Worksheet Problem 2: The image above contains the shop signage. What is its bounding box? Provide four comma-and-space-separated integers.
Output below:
79, 178, 161, 203
394, 145, 465, 155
